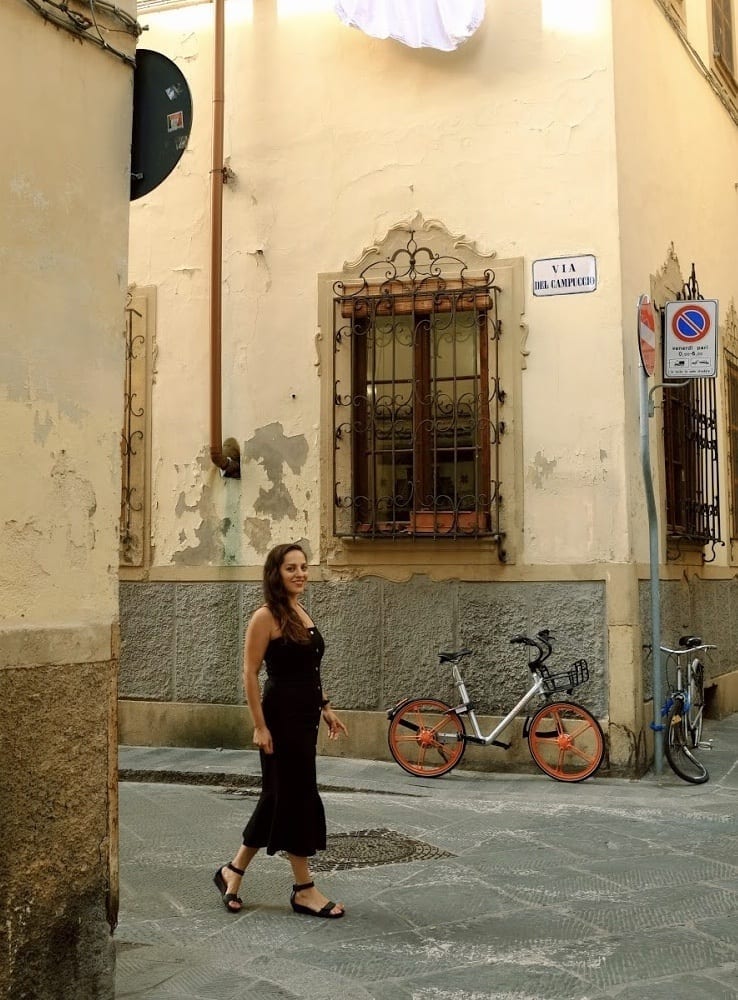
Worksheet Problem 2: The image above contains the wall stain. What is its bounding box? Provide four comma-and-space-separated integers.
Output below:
528, 451, 557, 488
243, 422, 308, 521
33, 411, 53, 446
244, 516, 272, 555
50, 452, 97, 564
172, 452, 240, 566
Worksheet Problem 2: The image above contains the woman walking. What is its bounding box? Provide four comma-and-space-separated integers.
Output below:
213, 543, 348, 917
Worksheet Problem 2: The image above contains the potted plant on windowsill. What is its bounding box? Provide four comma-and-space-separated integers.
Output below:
409, 509, 487, 535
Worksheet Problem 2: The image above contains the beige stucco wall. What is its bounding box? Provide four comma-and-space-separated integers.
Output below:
129, 0, 627, 570
0, 2, 135, 996
1, 14, 133, 624
613, 0, 738, 569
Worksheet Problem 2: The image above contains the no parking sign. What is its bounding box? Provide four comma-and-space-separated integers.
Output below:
664, 299, 718, 378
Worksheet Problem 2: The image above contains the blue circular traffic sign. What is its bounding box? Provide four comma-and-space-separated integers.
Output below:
672, 304, 710, 343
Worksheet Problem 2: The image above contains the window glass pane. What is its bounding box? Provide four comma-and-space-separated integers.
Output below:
432, 312, 477, 378
370, 315, 413, 382
713, 0, 734, 73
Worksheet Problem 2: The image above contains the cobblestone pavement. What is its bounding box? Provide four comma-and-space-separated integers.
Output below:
116, 715, 738, 1000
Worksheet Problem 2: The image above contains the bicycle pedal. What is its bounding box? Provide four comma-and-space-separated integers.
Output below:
698, 740, 713, 749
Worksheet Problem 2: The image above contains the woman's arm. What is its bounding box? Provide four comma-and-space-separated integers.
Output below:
243, 606, 275, 753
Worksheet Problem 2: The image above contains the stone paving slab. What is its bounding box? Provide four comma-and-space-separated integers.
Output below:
117, 715, 738, 999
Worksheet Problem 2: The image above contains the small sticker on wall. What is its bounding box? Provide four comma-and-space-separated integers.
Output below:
167, 110, 184, 133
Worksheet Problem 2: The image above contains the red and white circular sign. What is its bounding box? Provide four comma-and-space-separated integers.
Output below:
637, 294, 657, 377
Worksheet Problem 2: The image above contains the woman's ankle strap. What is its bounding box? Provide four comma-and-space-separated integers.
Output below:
292, 881, 314, 891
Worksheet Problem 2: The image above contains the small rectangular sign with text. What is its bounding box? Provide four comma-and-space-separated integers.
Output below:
532, 254, 597, 297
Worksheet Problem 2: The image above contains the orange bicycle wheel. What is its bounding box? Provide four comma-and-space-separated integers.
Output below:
387, 698, 466, 777
527, 700, 604, 782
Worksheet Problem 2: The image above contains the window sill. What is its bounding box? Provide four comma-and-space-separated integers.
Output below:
348, 512, 496, 540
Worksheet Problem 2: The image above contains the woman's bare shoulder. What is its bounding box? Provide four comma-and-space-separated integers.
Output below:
249, 605, 275, 628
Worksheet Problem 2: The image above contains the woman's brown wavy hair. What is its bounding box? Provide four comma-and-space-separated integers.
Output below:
263, 543, 311, 644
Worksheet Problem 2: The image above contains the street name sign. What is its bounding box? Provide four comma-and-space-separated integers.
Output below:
532, 254, 597, 296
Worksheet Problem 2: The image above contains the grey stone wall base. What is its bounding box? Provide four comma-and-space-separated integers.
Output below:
118, 699, 612, 775
120, 579, 608, 716
0, 656, 115, 1000
640, 577, 738, 700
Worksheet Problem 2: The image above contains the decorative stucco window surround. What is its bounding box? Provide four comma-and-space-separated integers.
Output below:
318, 218, 526, 567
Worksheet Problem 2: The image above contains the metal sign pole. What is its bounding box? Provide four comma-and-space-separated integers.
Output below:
639, 368, 663, 774
637, 275, 718, 776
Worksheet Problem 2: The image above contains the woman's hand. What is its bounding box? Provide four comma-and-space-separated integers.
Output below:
252, 724, 273, 754
322, 707, 348, 741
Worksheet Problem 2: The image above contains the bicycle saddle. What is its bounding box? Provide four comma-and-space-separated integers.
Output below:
679, 635, 703, 649
438, 648, 473, 663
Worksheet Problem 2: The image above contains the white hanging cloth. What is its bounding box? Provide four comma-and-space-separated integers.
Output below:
334, 0, 485, 52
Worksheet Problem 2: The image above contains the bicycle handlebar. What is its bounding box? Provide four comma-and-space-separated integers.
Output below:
509, 630, 554, 665
659, 643, 716, 655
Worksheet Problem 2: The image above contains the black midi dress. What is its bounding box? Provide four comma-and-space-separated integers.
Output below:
241, 625, 327, 857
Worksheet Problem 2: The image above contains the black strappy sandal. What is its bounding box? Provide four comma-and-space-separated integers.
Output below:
290, 880, 344, 919
213, 862, 245, 913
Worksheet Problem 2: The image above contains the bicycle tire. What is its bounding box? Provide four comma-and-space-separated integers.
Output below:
686, 658, 705, 746
387, 698, 466, 778
664, 695, 709, 784
526, 700, 605, 782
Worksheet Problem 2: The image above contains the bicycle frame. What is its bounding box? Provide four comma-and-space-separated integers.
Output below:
387, 629, 604, 782
660, 642, 715, 716
441, 660, 546, 747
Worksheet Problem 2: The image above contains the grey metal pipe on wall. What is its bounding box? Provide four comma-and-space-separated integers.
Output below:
210, 0, 240, 477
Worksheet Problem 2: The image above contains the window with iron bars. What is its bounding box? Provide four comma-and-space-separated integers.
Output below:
663, 377, 721, 553
661, 269, 722, 558
332, 234, 503, 542
725, 351, 738, 539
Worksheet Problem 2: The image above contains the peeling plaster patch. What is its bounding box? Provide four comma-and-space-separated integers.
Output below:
33, 411, 53, 446
257, 480, 298, 520
294, 536, 312, 562
10, 175, 49, 210
244, 516, 272, 555
173, 506, 221, 565
175, 490, 198, 517
2, 354, 30, 402
57, 398, 87, 425
243, 423, 308, 522
528, 451, 557, 488
50, 452, 97, 564
172, 452, 242, 566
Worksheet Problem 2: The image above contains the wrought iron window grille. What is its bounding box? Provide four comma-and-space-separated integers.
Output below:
120, 293, 146, 566
661, 265, 723, 562
725, 348, 738, 541
332, 231, 504, 551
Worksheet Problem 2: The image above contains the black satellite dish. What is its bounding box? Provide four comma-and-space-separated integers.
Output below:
130, 50, 193, 201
